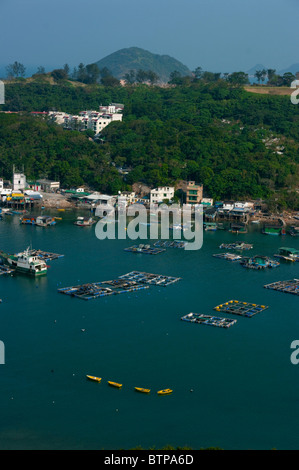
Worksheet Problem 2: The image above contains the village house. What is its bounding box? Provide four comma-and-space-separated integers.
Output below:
186, 181, 203, 205
150, 186, 175, 204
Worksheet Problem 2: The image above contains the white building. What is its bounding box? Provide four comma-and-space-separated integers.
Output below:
50, 103, 123, 135
150, 186, 174, 204
13, 170, 26, 191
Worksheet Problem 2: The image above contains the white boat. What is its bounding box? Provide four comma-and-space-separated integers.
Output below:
74, 216, 95, 227
0, 247, 47, 276
35, 215, 56, 227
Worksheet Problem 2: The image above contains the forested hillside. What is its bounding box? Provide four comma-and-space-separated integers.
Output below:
1, 80, 298, 207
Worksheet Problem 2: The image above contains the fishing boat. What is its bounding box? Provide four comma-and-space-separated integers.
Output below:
35, 215, 56, 227
157, 389, 173, 395
108, 381, 122, 388
274, 247, 299, 262
86, 375, 102, 382
262, 225, 283, 236
0, 247, 47, 276
134, 387, 151, 393
20, 215, 36, 225
74, 216, 95, 227
289, 226, 299, 237
204, 222, 217, 231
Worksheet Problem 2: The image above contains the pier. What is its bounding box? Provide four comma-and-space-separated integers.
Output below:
181, 312, 237, 328
264, 279, 299, 296
214, 300, 268, 317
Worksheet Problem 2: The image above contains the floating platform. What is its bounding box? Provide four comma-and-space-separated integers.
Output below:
0, 265, 15, 275
219, 243, 253, 251
264, 279, 299, 296
213, 253, 242, 261
181, 312, 237, 328
124, 244, 166, 255
240, 256, 280, 270
119, 271, 181, 287
28, 249, 64, 261
58, 279, 149, 300
154, 240, 187, 249
214, 300, 268, 317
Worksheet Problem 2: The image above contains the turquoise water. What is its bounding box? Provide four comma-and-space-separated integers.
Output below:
1, 211, 299, 450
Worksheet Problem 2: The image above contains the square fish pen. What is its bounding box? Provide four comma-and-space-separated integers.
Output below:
264, 279, 299, 296
119, 271, 181, 287
181, 313, 237, 328
214, 300, 268, 317
58, 279, 149, 300
124, 245, 166, 255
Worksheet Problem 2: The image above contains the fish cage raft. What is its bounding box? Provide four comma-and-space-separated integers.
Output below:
264, 279, 299, 296
58, 279, 149, 300
119, 271, 181, 287
181, 313, 237, 328
214, 300, 268, 317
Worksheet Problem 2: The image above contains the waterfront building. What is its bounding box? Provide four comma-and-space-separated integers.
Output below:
150, 186, 174, 204
186, 181, 203, 205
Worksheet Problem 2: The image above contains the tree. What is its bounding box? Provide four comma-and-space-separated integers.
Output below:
282, 72, 296, 87
51, 68, 68, 81
193, 66, 203, 79
100, 75, 120, 87
6, 61, 26, 78
63, 63, 70, 78
267, 69, 276, 82
255, 69, 267, 84
77, 63, 87, 83
168, 70, 182, 84
124, 69, 136, 84
227, 71, 249, 85
36, 66, 45, 75
146, 70, 159, 85
136, 69, 148, 83
85, 63, 100, 84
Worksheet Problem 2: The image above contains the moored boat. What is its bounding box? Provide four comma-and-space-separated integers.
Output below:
108, 381, 122, 388
86, 375, 102, 382
0, 247, 47, 276
74, 216, 95, 227
157, 389, 173, 395
134, 387, 151, 393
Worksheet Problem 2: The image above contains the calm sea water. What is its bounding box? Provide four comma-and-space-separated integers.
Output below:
0, 210, 299, 450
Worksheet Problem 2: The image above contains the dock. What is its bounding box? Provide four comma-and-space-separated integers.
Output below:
119, 271, 181, 287
214, 300, 268, 317
181, 312, 237, 328
58, 279, 149, 300
124, 244, 166, 255
264, 279, 299, 296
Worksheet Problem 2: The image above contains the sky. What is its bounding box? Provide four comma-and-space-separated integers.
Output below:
0, 0, 298, 76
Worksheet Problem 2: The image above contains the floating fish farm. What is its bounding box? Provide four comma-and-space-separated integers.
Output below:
219, 243, 253, 250
181, 312, 237, 328
124, 244, 166, 255
29, 249, 64, 261
264, 279, 299, 296
119, 271, 181, 287
213, 253, 243, 261
214, 300, 268, 317
58, 279, 149, 300
240, 256, 280, 270
154, 240, 187, 249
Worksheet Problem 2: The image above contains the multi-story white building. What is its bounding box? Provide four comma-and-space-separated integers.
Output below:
150, 186, 174, 205
13, 169, 26, 191
49, 103, 123, 135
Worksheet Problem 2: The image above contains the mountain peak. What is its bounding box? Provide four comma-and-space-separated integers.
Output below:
95, 47, 191, 82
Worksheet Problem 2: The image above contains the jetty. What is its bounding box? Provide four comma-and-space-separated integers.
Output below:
264, 279, 299, 296
124, 244, 166, 255
214, 300, 268, 317
58, 279, 149, 300
119, 271, 181, 287
181, 312, 237, 328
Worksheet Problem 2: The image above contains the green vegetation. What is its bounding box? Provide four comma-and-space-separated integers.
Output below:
0, 79, 299, 208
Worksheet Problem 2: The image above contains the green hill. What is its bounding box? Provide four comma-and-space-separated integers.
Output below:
95, 47, 192, 82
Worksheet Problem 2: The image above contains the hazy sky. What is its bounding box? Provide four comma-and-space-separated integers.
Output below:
0, 0, 298, 74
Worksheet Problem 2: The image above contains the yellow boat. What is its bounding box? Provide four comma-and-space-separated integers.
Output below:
86, 375, 102, 382
135, 387, 151, 394
157, 389, 173, 395
108, 381, 122, 388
